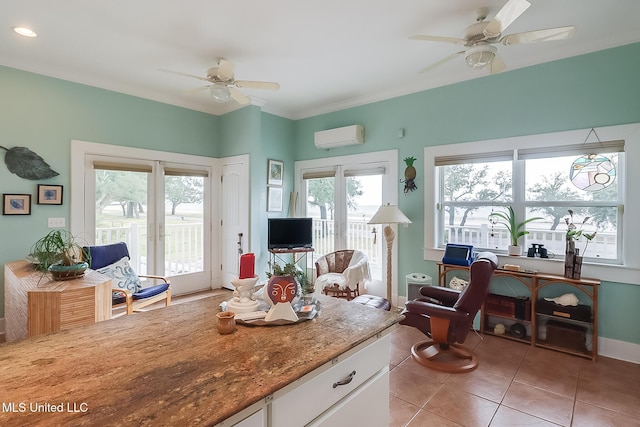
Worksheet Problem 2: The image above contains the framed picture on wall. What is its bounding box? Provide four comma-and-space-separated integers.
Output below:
267, 159, 284, 186
37, 184, 63, 205
3, 194, 31, 215
267, 186, 283, 212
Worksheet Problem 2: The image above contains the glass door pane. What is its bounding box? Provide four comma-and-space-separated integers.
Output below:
163, 175, 204, 276
306, 177, 336, 260
95, 169, 149, 274
346, 175, 383, 282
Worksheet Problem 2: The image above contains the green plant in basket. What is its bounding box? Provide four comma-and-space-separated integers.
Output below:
29, 229, 89, 278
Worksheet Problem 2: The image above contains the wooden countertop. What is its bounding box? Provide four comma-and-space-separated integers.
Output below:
0, 294, 403, 426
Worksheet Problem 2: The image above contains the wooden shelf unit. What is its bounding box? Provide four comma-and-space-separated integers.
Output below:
437, 262, 600, 361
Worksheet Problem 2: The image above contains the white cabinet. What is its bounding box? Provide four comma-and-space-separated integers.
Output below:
309, 368, 389, 427
220, 330, 393, 427
272, 332, 390, 427
233, 409, 265, 427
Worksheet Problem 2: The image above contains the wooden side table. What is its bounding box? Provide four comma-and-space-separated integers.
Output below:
4, 260, 112, 342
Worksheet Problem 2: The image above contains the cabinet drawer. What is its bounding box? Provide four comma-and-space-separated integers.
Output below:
309, 368, 389, 427
272, 333, 390, 427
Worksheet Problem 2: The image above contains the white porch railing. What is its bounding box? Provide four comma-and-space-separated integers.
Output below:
445, 224, 617, 259
96, 223, 204, 276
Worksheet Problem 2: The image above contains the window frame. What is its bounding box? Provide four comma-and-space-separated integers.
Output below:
423, 123, 640, 285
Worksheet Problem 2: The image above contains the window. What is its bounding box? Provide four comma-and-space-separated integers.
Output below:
424, 124, 640, 276
436, 147, 623, 263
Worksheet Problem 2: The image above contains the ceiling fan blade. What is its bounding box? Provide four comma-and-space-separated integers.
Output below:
501, 25, 576, 45
159, 69, 209, 82
419, 51, 464, 73
235, 80, 280, 90
490, 54, 506, 74
484, 0, 531, 38
216, 59, 235, 81
229, 87, 251, 105
409, 34, 466, 45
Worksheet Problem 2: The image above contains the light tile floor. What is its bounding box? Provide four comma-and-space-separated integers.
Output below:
389, 325, 640, 427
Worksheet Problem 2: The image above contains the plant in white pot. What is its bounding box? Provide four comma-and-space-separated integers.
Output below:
490, 207, 542, 256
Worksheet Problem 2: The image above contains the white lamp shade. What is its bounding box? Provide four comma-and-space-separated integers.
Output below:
368, 203, 411, 225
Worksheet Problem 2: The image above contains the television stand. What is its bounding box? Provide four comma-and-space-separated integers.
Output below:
269, 247, 314, 254
269, 248, 314, 281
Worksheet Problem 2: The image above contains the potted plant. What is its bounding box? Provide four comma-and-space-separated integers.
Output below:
489, 206, 542, 256
29, 229, 89, 280
564, 209, 597, 279
267, 261, 313, 298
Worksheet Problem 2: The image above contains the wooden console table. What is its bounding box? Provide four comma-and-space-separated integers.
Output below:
4, 260, 112, 342
437, 262, 600, 360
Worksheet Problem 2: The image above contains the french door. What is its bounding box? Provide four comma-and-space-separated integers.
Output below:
296, 151, 399, 298
81, 152, 212, 295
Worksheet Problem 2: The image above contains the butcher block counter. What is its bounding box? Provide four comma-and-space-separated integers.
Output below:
0, 294, 403, 426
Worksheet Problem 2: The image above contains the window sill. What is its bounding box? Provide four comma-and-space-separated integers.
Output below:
424, 248, 640, 286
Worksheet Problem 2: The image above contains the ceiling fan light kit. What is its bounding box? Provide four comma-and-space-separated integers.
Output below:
465, 44, 496, 69
163, 58, 280, 107
210, 82, 231, 102
411, 0, 575, 74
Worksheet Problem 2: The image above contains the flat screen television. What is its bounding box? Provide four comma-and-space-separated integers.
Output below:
268, 218, 313, 249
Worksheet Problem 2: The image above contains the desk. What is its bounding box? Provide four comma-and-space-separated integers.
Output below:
438, 262, 600, 360
4, 260, 112, 341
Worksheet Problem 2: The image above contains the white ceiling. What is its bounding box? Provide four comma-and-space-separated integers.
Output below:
2, 0, 640, 120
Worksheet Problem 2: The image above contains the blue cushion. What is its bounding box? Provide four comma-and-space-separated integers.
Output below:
133, 283, 169, 300
85, 243, 130, 270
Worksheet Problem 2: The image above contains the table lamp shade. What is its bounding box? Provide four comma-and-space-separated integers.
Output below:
368, 204, 411, 225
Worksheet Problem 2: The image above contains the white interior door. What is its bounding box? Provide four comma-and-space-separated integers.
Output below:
221, 156, 249, 290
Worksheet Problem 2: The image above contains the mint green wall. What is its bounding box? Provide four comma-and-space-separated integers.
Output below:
217, 108, 296, 277
293, 42, 640, 345
259, 113, 296, 273
2, 42, 640, 346
0, 66, 220, 318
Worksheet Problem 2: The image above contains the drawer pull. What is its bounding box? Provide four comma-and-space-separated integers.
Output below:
332, 370, 356, 388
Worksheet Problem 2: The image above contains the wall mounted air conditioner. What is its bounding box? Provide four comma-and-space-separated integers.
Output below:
314, 125, 364, 149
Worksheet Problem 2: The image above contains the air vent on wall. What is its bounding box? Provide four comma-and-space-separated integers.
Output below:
314, 125, 364, 149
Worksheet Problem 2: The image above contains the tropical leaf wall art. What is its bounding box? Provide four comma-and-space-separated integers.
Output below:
1, 146, 59, 180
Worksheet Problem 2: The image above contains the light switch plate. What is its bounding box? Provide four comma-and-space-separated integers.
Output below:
48, 217, 65, 228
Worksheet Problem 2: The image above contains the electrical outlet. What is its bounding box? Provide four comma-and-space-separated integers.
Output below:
48, 217, 65, 228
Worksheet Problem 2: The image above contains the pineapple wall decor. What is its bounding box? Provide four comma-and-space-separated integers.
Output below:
402, 156, 417, 193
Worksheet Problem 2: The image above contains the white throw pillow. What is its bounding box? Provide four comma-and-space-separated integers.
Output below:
97, 256, 142, 293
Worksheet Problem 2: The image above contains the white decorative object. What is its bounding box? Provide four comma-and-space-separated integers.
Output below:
227, 276, 260, 313
544, 293, 579, 306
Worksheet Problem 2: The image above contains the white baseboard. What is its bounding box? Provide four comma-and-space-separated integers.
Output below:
599, 336, 640, 364
394, 298, 640, 364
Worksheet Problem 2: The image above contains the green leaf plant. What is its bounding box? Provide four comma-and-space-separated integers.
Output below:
565, 209, 597, 255
489, 206, 543, 247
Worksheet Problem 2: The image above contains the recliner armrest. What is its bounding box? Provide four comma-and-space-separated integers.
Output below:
419, 286, 461, 307
404, 299, 469, 323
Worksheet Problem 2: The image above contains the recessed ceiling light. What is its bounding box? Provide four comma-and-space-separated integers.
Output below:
12, 27, 37, 38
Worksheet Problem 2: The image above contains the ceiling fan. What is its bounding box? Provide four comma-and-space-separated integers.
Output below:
164, 58, 280, 105
410, 0, 575, 74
